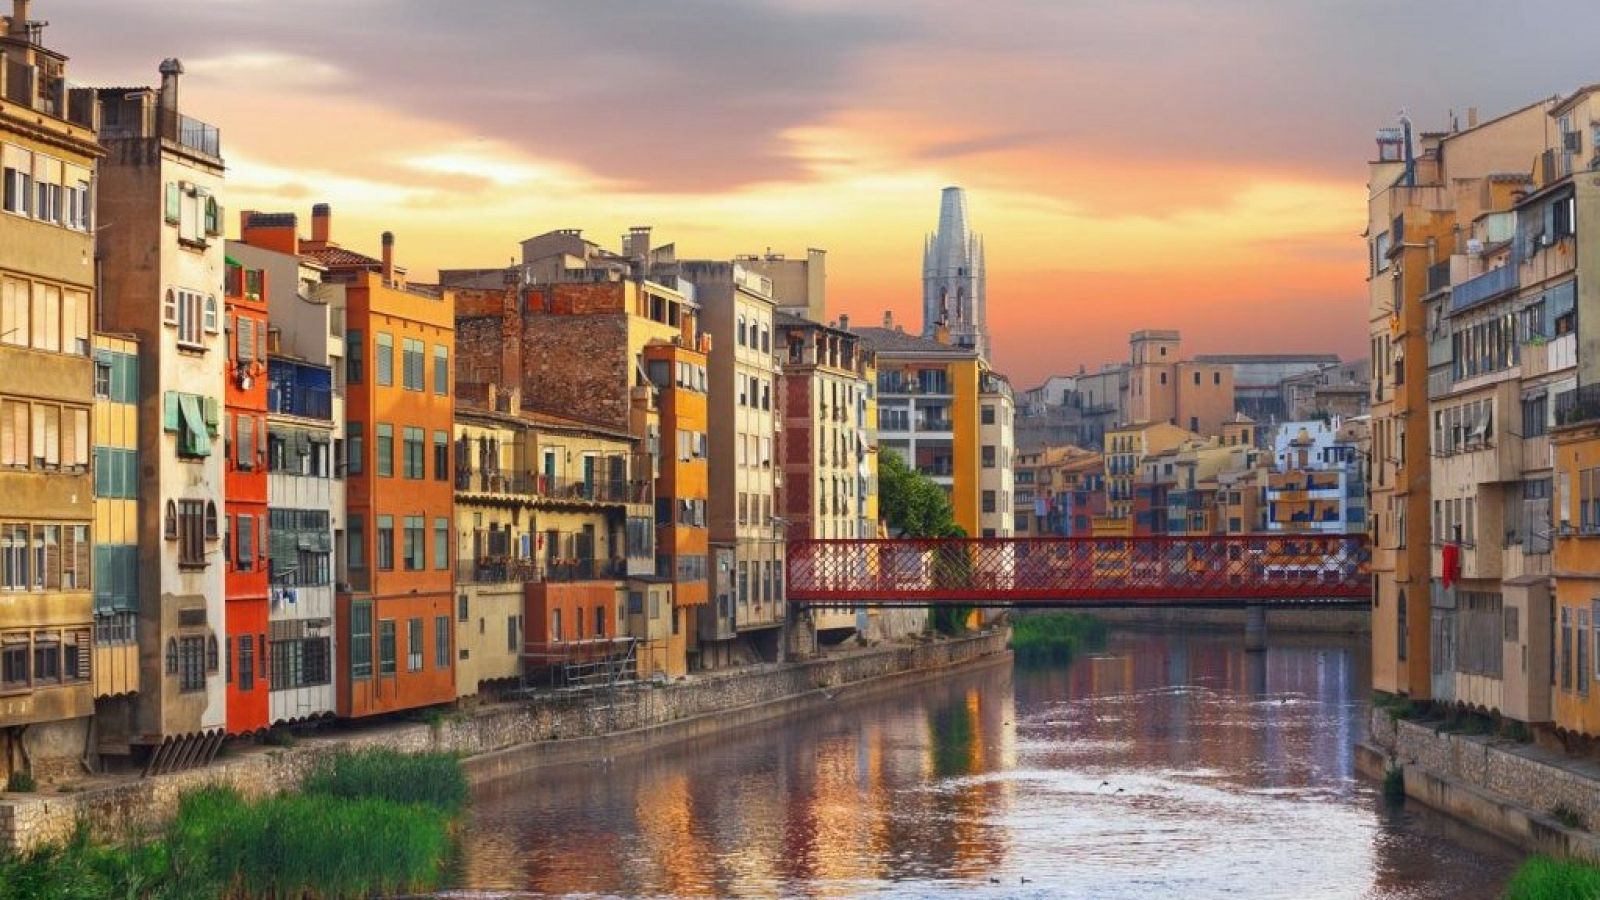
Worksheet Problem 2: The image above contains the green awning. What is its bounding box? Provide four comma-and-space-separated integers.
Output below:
178, 393, 211, 457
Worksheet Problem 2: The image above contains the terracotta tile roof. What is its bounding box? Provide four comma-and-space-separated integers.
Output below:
851, 326, 975, 356
304, 246, 382, 270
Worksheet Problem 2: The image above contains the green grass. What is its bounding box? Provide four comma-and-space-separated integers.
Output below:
1505, 857, 1600, 900
1011, 613, 1109, 665
0, 750, 465, 899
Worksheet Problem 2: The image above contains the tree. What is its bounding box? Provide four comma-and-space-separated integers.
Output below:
878, 451, 971, 634
879, 451, 964, 539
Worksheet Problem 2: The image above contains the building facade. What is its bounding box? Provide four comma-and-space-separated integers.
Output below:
96, 61, 228, 764
978, 372, 1016, 538
222, 259, 269, 735
0, 2, 101, 780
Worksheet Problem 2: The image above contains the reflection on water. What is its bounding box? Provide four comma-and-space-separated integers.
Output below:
457, 632, 1520, 898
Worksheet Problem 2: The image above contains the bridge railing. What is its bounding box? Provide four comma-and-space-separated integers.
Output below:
785, 534, 1371, 606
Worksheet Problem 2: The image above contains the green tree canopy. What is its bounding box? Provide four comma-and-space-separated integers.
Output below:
879, 451, 965, 538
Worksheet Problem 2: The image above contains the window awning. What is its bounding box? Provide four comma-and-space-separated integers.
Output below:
178, 393, 211, 456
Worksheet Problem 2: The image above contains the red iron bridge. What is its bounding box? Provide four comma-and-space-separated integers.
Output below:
785, 534, 1371, 609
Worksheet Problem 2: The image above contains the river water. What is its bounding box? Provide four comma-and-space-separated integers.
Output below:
455, 631, 1522, 898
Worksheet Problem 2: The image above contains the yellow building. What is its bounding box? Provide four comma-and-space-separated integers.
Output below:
0, 4, 102, 781
91, 334, 139, 705
1103, 421, 1192, 521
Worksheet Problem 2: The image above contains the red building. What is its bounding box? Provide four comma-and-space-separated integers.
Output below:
224, 259, 271, 734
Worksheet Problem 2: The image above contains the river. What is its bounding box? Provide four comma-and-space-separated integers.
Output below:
456, 630, 1522, 898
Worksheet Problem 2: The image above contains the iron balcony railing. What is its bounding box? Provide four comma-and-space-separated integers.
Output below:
1555, 384, 1600, 428
455, 556, 627, 585
453, 469, 652, 504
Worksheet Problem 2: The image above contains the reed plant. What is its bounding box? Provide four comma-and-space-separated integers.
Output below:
1504, 857, 1600, 900
1010, 612, 1108, 665
0, 749, 465, 899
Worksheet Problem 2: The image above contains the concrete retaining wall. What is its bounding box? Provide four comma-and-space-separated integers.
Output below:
1364, 709, 1600, 860
0, 630, 1010, 852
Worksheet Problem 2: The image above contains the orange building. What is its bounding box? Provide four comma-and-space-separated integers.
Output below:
223, 259, 270, 733
643, 330, 711, 675
290, 207, 457, 717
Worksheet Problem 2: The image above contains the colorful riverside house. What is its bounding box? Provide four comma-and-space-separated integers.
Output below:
0, 0, 102, 781
91, 334, 140, 726
96, 60, 229, 770
641, 322, 710, 677
232, 208, 344, 727
222, 259, 269, 734
300, 217, 457, 718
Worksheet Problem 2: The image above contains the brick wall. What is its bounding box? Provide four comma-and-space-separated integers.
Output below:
518, 313, 631, 429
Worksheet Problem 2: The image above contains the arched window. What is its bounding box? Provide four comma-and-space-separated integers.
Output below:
163, 289, 177, 325
165, 638, 178, 674
164, 501, 178, 539
203, 295, 219, 334
205, 501, 218, 540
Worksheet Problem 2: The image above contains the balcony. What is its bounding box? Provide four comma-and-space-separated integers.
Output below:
456, 556, 626, 585
1426, 261, 1452, 295
1449, 265, 1517, 315
1556, 384, 1600, 428
454, 469, 653, 506
267, 358, 334, 421
1, 59, 97, 129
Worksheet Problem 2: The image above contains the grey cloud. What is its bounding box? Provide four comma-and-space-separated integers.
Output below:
49, 0, 909, 191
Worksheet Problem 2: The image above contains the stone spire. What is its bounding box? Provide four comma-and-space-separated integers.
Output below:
921, 186, 988, 359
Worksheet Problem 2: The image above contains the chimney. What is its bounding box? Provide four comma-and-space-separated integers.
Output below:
934, 320, 950, 345
311, 203, 332, 244
838, 313, 850, 330
882, 310, 893, 329
623, 226, 651, 261
8, 1, 29, 37
381, 231, 395, 283
1467, 106, 1479, 128
158, 58, 184, 114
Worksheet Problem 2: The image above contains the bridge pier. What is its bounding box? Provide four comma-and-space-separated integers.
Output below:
1244, 605, 1267, 652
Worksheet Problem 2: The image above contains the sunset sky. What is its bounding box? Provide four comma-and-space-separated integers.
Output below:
46, 0, 1600, 386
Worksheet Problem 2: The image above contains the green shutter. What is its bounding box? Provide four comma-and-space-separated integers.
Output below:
202, 396, 220, 432
164, 182, 181, 224
163, 392, 180, 432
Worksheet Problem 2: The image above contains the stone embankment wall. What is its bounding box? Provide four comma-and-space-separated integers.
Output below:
1363, 709, 1600, 860
1087, 607, 1368, 634
0, 630, 1009, 853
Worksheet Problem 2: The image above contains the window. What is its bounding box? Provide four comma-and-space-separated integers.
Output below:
402, 426, 424, 479
351, 602, 373, 679
376, 516, 394, 570
3, 143, 32, 216
1581, 468, 1600, 533
376, 423, 393, 477
407, 617, 423, 672
0, 634, 27, 690
595, 606, 606, 638
982, 490, 996, 513
507, 615, 519, 653
403, 516, 425, 571
347, 421, 363, 475
348, 514, 366, 573
737, 316, 747, 347
178, 635, 207, 692
178, 500, 208, 567
31, 632, 59, 684
402, 338, 424, 391
173, 289, 208, 347
236, 414, 254, 470
431, 431, 449, 481
347, 330, 364, 384
982, 445, 996, 468
237, 634, 255, 691
434, 518, 449, 570
433, 345, 449, 395
436, 616, 451, 669
981, 405, 995, 425
551, 609, 562, 643
375, 333, 393, 386
378, 619, 397, 675
236, 514, 253, 571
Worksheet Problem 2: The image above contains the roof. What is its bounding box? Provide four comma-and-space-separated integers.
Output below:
1193, 353, 1341, 365
851, 326, 977, 356
304, 246, 382, 270
456, 402, 636, 444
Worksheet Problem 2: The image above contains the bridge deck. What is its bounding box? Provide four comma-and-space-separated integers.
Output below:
785, 534, 1371, 609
